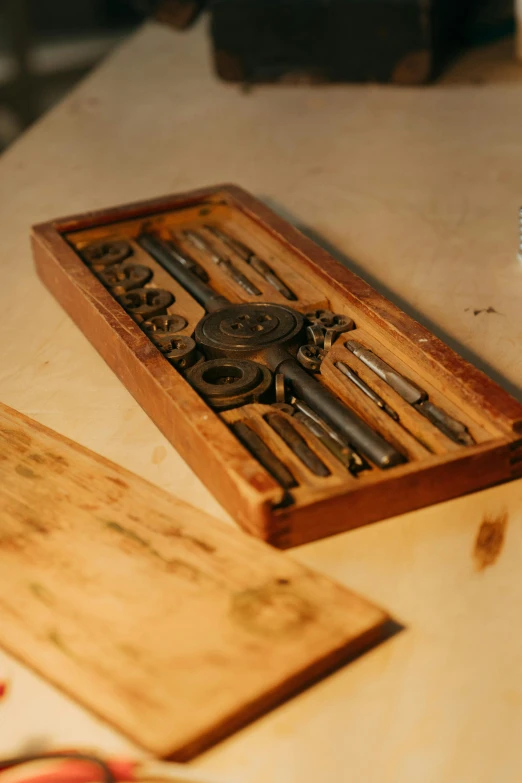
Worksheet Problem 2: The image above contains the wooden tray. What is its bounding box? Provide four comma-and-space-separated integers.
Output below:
0, 400, 389, 759
31, 184, 522, 548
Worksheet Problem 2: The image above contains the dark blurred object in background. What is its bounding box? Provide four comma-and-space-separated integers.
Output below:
132, 0, 206, 29
130, 0, 516, 85
0, 0, 516, 154
0, 0, 144, 151
209, 0, 509, 85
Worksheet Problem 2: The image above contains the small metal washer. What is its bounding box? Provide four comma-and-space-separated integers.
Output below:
163, 335, 198, 370
297, 344, 325, 373
275, 373, 287, 404
306, 324, 325, 347
80, 239, 133, 267
305, 309, 335, 328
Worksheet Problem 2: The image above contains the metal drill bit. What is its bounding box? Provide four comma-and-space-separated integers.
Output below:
205, 225, 296, 301
232, 421, 297, 489
414, 400, 475, 446
345, 340, 426, 404
205, 226, 251, 261
291, 398, 357, 450
335, 361, 399, 421
345, 340, 475, 447
294, 412, 365, 474
291, 398, 366, 472
247, 256, 297, 300
277, 357, 404, 468
265, 412, 330, 477
183, 230, 262, 297
164, 239, 209, 281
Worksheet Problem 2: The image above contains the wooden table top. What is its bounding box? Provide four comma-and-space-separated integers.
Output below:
1, 19, 522, 782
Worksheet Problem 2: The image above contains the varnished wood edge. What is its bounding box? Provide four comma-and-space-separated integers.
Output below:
32, 184, 229, 234
270, 438, 513, 548
163, 610, 393, 760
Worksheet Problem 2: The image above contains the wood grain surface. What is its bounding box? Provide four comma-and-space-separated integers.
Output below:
0, 401, 389, 759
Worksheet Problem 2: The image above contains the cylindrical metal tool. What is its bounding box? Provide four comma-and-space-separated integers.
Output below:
345, 340, 426, 404
166, 240, 209, 281
335, 361, 399, 421
272, 358, 405, 469
183, 230, 262, 297
231, 421, 297, 489
265, 413, 330, 477
414, 400, 475, 446
292, 398, 348, 449
294, 411, 364, 473
138, 233, 229, 312
345, 339, 475, 446
206, 225, 296, 300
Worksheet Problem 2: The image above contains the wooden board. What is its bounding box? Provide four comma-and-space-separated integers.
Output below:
0, 401, 389, 760
31, 184, 522, 548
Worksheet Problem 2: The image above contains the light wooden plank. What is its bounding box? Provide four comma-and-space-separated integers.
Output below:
0, 401, 389, 760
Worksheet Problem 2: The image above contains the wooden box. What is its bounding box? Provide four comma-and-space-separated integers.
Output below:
32, 185, 522, 548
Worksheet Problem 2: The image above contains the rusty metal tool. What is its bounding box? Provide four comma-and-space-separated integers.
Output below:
265, 412, 331, 477
183, 230, 262, 297
414, 399, 475, 446
138, 233, 229, 312
306, 310, 354, 333
291, 399, 366, 474
335, 361, 399, 421
206, 225, 297, 301
165, 239, 209, 281
293, 412, 365, 474
345, 340, 426, 404
231, 421, 297, 489
345, 340, 475, 446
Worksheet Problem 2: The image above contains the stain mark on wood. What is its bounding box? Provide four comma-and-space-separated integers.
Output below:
0, 428, 31, 451
107, 476, 128, 489
167, 527, 216, 554
15, 464, 39, 479
165, 558, 202, 582
44, 451, 69, 471
30, 582, 54, 605
102, 519, 205, 583
103, 518, 160, 555
48, 629, 73, 657
230, 583, 315, 638
24, 518, 49, 535
118, 642, 142, 661
474, 510, 508, 571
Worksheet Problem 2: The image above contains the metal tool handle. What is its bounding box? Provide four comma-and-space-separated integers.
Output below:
345, 340, 426, 405
275, 358, 405, 469
138, 234, 229, 313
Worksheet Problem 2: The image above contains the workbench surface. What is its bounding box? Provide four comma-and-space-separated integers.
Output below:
1, 19, 522, 783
